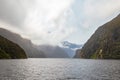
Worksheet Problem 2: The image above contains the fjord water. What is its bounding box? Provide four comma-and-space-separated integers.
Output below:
0, 59, 120, 80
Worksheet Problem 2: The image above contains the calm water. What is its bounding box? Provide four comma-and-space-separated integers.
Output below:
0, 59, 120, 80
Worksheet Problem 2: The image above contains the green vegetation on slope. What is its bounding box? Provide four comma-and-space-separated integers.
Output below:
0, 28, 46, 58
0, 35, 27, 59
0, 49, 11, 59
75, 14, 120, 59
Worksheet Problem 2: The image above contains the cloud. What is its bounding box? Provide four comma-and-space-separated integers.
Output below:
81, 0, 120, 28
0, 0, 27, 27
23, 0, 75, 45
0, 0, 120, 45
68, 0, 120, 29
0, 0, 75, 45
64, 0, 120, 44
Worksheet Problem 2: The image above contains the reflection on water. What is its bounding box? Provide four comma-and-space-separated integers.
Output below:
0, 59, 120, 80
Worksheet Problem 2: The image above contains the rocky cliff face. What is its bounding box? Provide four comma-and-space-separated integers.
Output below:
75, 14, 120, 59
74, 49, 81, 58
0, 35, 27, 59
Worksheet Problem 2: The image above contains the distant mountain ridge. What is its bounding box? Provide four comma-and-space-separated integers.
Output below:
38, 45, 69, 58
0, 28, 69, 58
74, 14, 120, 59
61, 41, 83, 57
0, 35, 27, 59
61, 41, 82, 49
0, 28, 46, 58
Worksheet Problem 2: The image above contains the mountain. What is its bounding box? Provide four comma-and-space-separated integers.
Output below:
38, 45, 69, 58
61, 41, 83, 57
0, 28, 46, 58
0, 28, 70, 58
74, 49, 81, 58
61, 41, 82, 49
0, 35, 27, 59
74, 14, 120, 59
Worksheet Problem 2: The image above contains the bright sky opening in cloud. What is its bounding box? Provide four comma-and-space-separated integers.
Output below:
0, 0, 120, 45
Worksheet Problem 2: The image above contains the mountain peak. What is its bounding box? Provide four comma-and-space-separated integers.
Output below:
61, 41, 82, 49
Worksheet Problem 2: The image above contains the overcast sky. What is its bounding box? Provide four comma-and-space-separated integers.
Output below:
0, 0, 120, 45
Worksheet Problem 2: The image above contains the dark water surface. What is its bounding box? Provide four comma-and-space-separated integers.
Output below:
0, 59, 120, 80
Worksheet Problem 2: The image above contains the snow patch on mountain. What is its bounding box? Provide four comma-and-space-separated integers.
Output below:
60, 41, 83, 57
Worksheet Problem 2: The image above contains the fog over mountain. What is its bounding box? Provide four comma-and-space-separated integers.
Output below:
0, 28, 45, 58
0, 0, 120, 58
0, 0, 120, 45
38, 45, 69, 58
0, 28, 69, 58
60, 41, 83, 57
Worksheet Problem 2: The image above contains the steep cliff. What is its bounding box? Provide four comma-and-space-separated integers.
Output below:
0, 28, 46, 58
75, 14, 120, 59
0, 35, 27, 59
